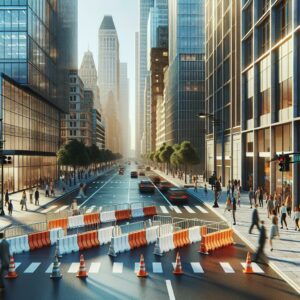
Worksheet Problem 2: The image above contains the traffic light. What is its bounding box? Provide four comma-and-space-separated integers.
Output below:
278, 154, 290, 172
278, 155, 284, 171
1, 155, 12, 164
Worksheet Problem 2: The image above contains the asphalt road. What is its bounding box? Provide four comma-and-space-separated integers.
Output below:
2, 163, 299, 300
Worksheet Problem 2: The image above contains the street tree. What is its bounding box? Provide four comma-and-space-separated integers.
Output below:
159, 145, 174, 175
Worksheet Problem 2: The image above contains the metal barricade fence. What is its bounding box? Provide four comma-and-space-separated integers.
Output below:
46, 209, 72, 222
4, 221, 48, 238
117, 221, 145, 235
152, 215, 173, 227
130, 202, 144, 210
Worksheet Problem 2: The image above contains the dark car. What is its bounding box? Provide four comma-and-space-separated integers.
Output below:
167, 188, 188, 202
151, 176, 161, 185
139, 180, 155, 193
130, 171, 138, 178
146, 166, 151, 171
119, 169, 124, 175
158, 181, 173, 192
139, 170, 145, 176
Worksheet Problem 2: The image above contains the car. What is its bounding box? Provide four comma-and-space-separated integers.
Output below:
146, 166, 151, 171
151, 176, 161, 185
139, 170, 145, 176
130, 171, 138, 178
158, 181, 173, 192
119, 169, 124, 175
139, 180, 155, 193
167, 188, 188, 202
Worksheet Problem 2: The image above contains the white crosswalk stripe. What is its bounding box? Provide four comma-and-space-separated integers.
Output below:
54, 205, 69, 213
89, 262, 101, 273
86, 206, 96, 213
220, 262, 235, 273
241, 262, 264, 273
190, 262, 204, 273
134, 262, 140, 273
170, 206, 182, 213
41, 205, 57, 213
112, 262, 123, 273
160, 206, 169, 214
14, 262, 21, 270
195, 205, 208, 214
24, 262, 41, 273
152, 262, 163, 273
184, 206, 196, 214
45, 263, 54, 273
68, 263, 80, 273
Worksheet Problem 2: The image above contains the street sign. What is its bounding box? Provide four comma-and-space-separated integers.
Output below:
294, 154, 300, 163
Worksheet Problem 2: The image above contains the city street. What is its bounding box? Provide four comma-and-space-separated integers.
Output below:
2, 164, 298, 300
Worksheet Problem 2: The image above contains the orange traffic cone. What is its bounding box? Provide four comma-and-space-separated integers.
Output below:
136, 254, 148, 277
173, 252, 183, 275
76, 254, 88, 278
243, 252, 254, 274
5, 256, 18, 279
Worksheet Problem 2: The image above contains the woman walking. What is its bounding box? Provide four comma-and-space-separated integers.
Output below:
280, 204, 288, 230
8, 200, 13, 216
20, 191, 27, 211
269, 209, 279, 251
293, 207, 300, 231
266, 195, 274, 218
285, 194, 292, 217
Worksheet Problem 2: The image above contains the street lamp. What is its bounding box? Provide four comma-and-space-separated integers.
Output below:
197, 112, 223, 208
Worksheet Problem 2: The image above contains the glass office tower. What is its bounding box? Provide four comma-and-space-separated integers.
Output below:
0, 0, 76, 192
165, 0, 206, 172
241, 0, 300, 207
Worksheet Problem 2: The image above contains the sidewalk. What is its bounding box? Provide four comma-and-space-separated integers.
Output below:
155, 169, 300, 295
0, 168, 114, 231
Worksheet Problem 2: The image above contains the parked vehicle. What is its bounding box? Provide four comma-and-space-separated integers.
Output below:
139, 180, 155, 193
158, 181, 173, 192
130, 171, 138, 178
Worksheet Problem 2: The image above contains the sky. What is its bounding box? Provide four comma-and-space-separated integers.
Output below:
78, 0, 139, 150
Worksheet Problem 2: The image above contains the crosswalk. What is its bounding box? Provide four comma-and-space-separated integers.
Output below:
13, 261, 264, 275
41, 204, 209, 215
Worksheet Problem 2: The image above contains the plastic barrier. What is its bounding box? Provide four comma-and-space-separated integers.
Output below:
49, 228, 64, 245
159, 224, 173, 236
68, 215, 85, 229
112, 233, 129, 254
143, 206, 157, 217
173, 230, 189, 248
160, 233, 175, 253
7, 235, 30, 254
128, 230, 147, 250
115, 209, 131, 221
48, 218, 68, 230
77, 230, 100, 250
146, 226, 158, 244
100, 211, 116, 223
84, 212, 101, 225
188, 226, 201, 243
28, 231, 50, 250
98, 226, 114, 245
131, 207, 144, 218
58, 234, 79, 255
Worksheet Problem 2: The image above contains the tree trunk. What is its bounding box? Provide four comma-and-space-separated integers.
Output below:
184, 164, 187, 184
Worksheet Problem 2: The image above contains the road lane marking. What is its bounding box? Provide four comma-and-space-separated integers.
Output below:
166, 280, 176, 300
134, 262, 140, 273
68, 263, 80, 273
14, 262, 21, 270
45, 263, 54, 273
195, 205, 208, 214
190, 262, 204, 273
41, 205, 57, 213
220, 262, 235, 273
54, 205, 69, 213
89, 262, 101, 273
127, 179, 131, 203
184, 206, 196, 214
241, 262, 264, 273
80, 172, 118, 207
170, 206, 182, 213
147, 176, 172, 206
24, 262, 41, 273
152, 262, 163, 273
112, 262, 123, 273
160, 206, 169, 214
86, 205, 95, 213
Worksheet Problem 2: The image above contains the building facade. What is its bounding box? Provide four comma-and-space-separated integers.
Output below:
241, 0, 300, 207
205, 0, 241, 185
98, 15, 121, 153
0, 0, 76, 193
165, 0, 206, 171
135, 32, 140, 157
92, 109, 105, 150
61, 71, 93, 147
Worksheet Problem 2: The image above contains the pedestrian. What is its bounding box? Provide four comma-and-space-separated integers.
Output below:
269, 209, 279, 251
280, 203, 288, 230
259, 187, 264, 208
226, 180, 231, 196
266, 195, 274, 218
20, 191, 27, 211
34, 188, 39, 206
285, 194, 292, 217
204, 184, 208, 195
248, 187, 254, 208
45, 183, 49, 197
0, 232, 10, 291
231, 182, 235, 197
4, 190, 9, 207
8, 200, 13, 216
79, 183, 86, 198
253, 221, 266, 262
71, 199, 78, 216
29, 187, 33, 204
193, 176, 198, 192
224, 195, 232, 213
236, 187, 241, 208
293, 207, 300, 231
249, 204, 260, 234
50, 182, 55, 197
255, 188, 260, 206
274, 193, 281, 215
232, 197, 237, 225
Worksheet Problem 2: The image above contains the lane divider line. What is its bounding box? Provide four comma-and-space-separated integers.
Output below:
147, 175, 172, 206
166, 280, 176, 300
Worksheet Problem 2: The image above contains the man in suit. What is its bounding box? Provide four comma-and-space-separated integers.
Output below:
253, 221, 267, 262
0, 232, 10, 291
249, 204, 260, 234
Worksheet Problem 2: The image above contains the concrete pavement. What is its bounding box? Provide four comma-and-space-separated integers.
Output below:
154, 169, 300, 295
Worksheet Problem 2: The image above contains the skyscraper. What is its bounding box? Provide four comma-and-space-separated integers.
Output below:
135, 32, 140, 157
138, 0, 154, 157
98, 15, 121, 153
0, 0, 77, 194
164, 0, 206, 171
205, 0, 241, 185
